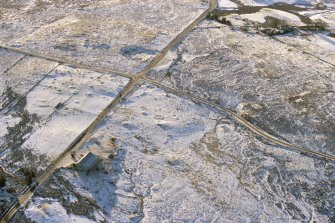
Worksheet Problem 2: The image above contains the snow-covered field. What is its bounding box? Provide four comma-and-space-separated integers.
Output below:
151, 18, 335, 155
11, 84, 335, 222
0, 0, 210, 74
219, 0, 335, 7
227, 8, 305, 26
0, 49, 129, 214
1, 0, 335, 222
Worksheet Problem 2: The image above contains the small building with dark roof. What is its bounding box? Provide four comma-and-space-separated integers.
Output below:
74, 152, 99, 171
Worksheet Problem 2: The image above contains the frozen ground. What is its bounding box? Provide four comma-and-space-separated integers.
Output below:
219, 0, 335, 7
149, 19, 335, 157
0, 48, 129, 214
0, 0, 210, 74
10, 84, 335, 222
1, 0, 335, 222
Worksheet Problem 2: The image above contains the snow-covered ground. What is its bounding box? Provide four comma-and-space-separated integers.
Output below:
1, 64, 128, 159
0, 0, 210, 74
0, 50, 129, 213
25, 197, 104, 223
1, 0, 335, 222
218, 0, 329, 7
11, 84, 335, 222
299, 8, 335, 30
225, 0, 335, 6
218, 0, 238, 8
212, 0, 335, 65
275, 33, 335, 64
150, 19, 335, 156
227, 8, 305, 26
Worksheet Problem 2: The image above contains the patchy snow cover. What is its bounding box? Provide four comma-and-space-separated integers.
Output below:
0, 63, 128, 155
150, 20, 335, 156
0, 55, 59, 150
276, 33, 335, 65
25, 197, 99, 223
0, 115, 21, 144
1, 1, 335, 222
23, 112, 96, 157
218, 0, 238, 8
236, 8, 305, 25
14, 84, 335, 222
1, 0, 210, 73
299, 9, 335, 30
236, 0, 328, 6
0, 55, 58, 111
25, 65, 102, 117
2, 56, 59, 96
0, 61, 128, 213
0, 48, 24, 75
22, 67, 129, 158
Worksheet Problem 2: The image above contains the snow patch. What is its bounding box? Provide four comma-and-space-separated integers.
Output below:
239, 8, 305, 26
218, 0, 238, 8
236, 0, 320, 6
0, 115, 21, 138
25, 197, 96, 223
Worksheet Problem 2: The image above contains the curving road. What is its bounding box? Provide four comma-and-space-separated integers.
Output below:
1, 0, 335, 222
